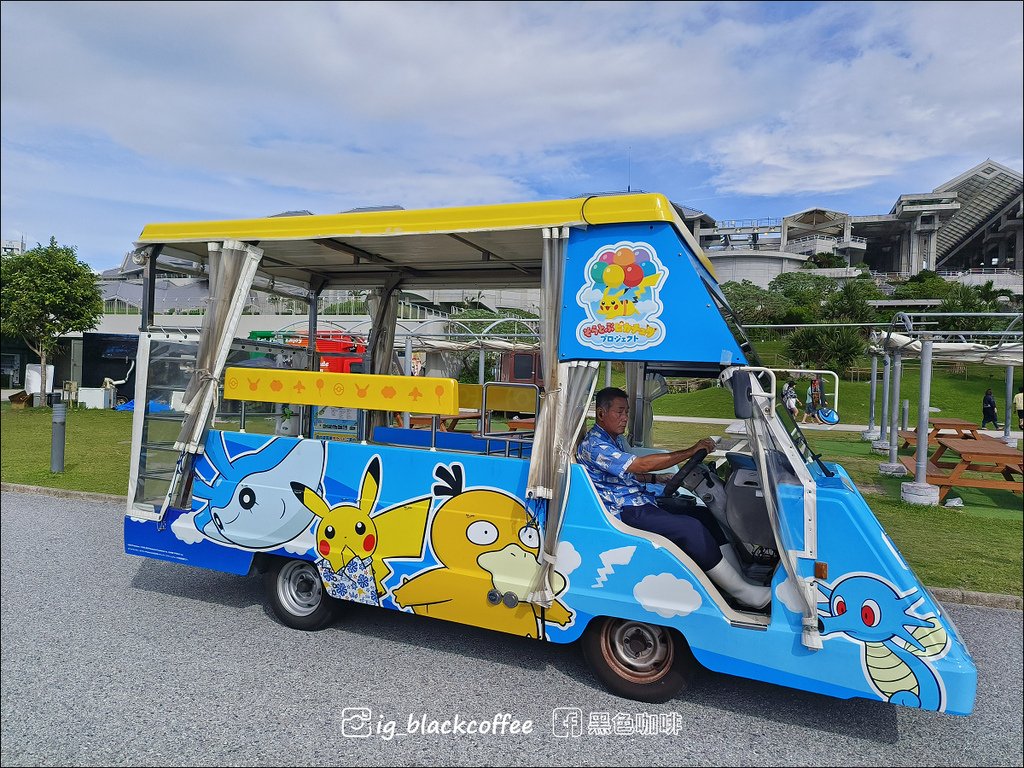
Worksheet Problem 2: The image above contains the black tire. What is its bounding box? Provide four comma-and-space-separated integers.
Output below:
581, 616, 694, 703
263, 557, 340, 631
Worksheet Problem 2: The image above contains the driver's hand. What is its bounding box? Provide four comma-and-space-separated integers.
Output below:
694, 437, 717, 454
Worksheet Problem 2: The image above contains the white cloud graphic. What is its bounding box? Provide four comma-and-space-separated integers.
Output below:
634, 573, 702, 618
555, 540, 581, 576
634, 300, 658, 315
579, 288, 603, 304
282, 529, 315, 555
170, 511, 205, 545
776, 576, 804, 615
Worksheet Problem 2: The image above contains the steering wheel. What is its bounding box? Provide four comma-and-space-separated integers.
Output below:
660, 448, 709, 498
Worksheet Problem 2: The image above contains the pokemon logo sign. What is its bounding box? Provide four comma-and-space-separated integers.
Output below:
575, 241, 667, 352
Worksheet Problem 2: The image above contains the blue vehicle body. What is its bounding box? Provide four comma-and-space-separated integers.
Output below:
123, 194, 977, 714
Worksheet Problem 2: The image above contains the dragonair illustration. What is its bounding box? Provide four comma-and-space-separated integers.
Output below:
191, 433, 326, 549
818, 574, 949, 711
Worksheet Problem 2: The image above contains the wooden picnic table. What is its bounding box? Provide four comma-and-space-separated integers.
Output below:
506, 417, 536, 431
899, 417, 994, 448
899, 436, 1023, 501
405, 410, 483, 432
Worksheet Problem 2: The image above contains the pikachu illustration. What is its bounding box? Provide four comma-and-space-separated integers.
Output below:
292, 455, 430, 604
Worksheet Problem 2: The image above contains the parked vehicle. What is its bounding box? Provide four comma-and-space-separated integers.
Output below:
123, 194, 975, 713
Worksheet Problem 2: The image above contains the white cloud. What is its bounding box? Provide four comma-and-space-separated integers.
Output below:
282, 529, 315, 556
1, 2, 1020, 268
554, 540, 581, 577
776, 576, 804, 615
170, 511, 206, 545
633, 572, 702, 618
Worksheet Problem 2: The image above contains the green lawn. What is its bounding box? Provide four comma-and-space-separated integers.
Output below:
3, 401, 1021, 597
597, 353, 1023, 426
1, 404, 134, 495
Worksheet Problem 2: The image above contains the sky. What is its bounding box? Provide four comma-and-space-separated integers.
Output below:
2, 1, 1022, 273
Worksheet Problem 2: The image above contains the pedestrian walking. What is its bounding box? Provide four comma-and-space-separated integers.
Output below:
981, 388, 1000, 429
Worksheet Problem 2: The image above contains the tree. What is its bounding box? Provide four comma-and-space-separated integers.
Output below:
0, 238, 103, 402
938, 283, 993, 332
892, 269, 952, 301
975, 279, 1017, 309
721, 280, 793, 325
784, 326, 865, 374
823, 281, 881, 323
802, 251, 848, 269
768, 272, 839, 321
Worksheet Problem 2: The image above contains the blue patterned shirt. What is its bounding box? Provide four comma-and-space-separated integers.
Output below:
577, 424, 657, 517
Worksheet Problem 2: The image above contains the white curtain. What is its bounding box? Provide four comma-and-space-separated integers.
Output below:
161, 240, 262, 513
526, 227, 569, 499
528, 359, 599, 606
525, 227, 601, 606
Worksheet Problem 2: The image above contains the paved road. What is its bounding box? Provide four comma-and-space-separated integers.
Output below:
2, 490, 1021, 767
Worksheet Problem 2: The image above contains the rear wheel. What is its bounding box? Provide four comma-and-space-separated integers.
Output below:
581, 617, 694, 703
263, 558, 339, 631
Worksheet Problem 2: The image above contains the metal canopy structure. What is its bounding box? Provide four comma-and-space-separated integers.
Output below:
934, 161, 1023, 268
134, 194, 713, 291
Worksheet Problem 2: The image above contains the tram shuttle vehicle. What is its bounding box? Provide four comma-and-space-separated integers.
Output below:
122, 194, 976, 713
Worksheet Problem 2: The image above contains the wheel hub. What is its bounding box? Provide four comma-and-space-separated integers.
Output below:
603, 620, 673, 682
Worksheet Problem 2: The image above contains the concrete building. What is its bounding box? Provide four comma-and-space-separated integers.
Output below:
693, 159, 1023, 287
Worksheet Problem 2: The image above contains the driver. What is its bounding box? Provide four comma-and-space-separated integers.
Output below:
577, 387, 771, 610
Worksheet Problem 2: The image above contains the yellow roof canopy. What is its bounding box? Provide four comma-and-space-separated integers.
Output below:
135, 193, 715, 289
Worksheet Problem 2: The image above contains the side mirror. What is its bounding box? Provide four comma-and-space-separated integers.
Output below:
731, 370, 754, 419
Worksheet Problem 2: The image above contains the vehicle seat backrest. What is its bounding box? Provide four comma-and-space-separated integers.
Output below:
726, 452, 756, 471
724, 467, 774, 549
372, 426, 532, 458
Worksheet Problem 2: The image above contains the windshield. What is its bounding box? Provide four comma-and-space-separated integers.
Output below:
770, 387, 835, 477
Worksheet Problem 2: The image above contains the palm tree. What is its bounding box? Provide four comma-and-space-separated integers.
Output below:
975, 279, 1013, 305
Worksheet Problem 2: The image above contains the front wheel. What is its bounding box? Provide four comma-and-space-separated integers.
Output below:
264, 558, 339, 631
581, 617, 694, 703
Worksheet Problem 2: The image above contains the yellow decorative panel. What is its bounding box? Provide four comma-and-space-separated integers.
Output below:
223, 368, 459, 414
458, 384, 539, 413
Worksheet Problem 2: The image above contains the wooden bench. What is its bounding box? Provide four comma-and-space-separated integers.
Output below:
506, 417, 536, 431
900, 440, 1023, 501
898, 430, 918, 448
898, 455, 948, 478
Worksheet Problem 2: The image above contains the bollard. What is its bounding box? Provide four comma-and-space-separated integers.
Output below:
51, 398, 67, 473
901, 400, 909, 431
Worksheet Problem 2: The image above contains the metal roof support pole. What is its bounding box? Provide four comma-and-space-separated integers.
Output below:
1003, 365, 1015, 445
305, 282, 322, 438
139, 245, 161, 332
872, 353, 891, 454
403, 335, 413, 429
880, 352, 907, 476
862, 353, 881, 440
903, 338, 940, 505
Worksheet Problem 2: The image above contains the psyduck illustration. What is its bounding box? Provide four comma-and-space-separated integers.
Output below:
292, 455, 430, 604
391, 463, 573, 638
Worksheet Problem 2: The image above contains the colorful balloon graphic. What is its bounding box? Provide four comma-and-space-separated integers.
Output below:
603, 264, 625, 288
622, 263, 643, 288
589, 244, 659, 296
